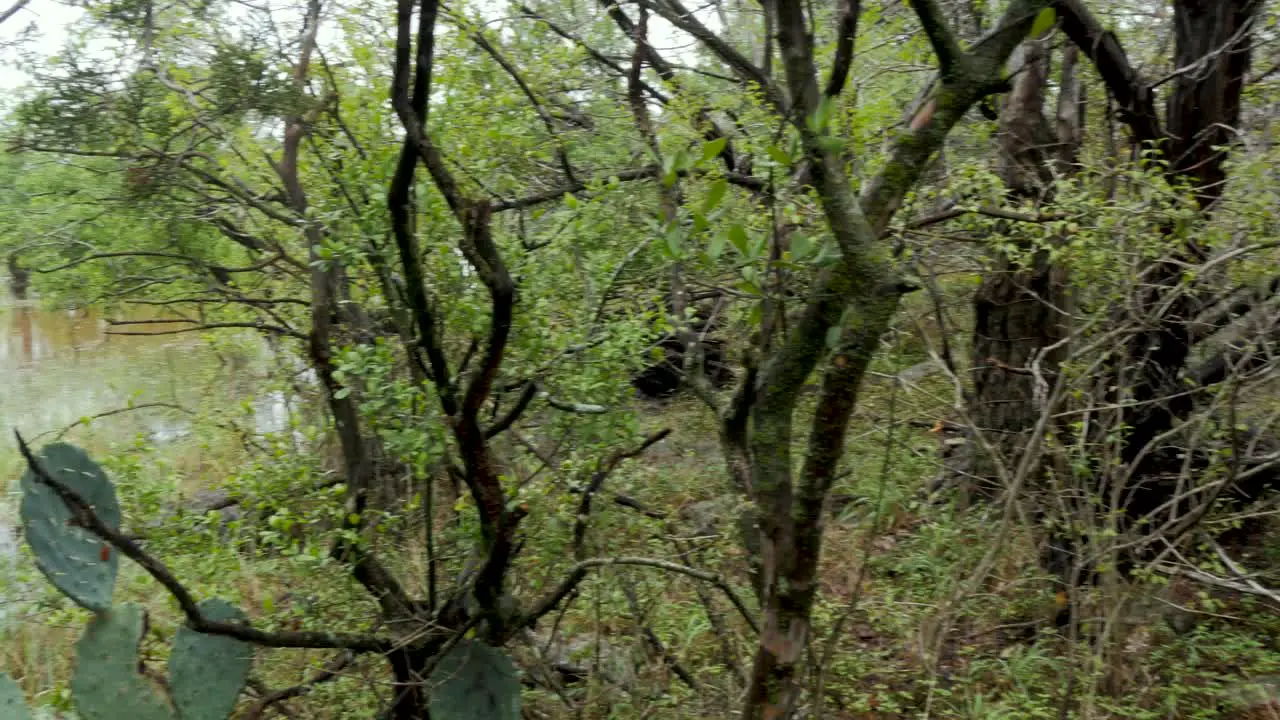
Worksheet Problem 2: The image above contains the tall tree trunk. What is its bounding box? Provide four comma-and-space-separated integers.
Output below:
964, 38, 1076, 497
987, 0, 1263, 588
1119, 0, 1260, 481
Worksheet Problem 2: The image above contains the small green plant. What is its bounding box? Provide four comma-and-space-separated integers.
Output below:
3, 442, 254, 719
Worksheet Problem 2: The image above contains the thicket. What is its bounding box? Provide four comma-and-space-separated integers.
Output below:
1, 0, 1280, 717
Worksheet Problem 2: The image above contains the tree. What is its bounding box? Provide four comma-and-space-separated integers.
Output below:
22, 0, 1279, 715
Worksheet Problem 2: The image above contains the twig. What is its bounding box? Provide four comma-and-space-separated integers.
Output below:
620, 575, 700, 690
519, 556, 759, 635
243, 651, 356, 719
572, 430, 671, 559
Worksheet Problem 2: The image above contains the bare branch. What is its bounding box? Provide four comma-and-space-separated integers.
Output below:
0, 0, 29, 25
639, 0, 785, 111
491, 164, 765, 213
243, 651, 355, 720
518, 556, 759, 635
105, 320, 307, 340
1053, 0, 1162, 147
910, 0, 966, 81
572, 429, 672, 560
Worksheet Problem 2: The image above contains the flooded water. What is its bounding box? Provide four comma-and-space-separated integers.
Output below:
0, 283, 287, 610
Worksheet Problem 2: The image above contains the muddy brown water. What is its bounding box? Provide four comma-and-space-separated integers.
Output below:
0, 285, 287, 613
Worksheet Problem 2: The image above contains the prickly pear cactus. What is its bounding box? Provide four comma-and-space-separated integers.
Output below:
71, 603, 174, 720
169, 599, 253, 720
0, 672, 34, 720
428, 639, 521, 720
18, 443, 252, 720
19, 442, 121, 611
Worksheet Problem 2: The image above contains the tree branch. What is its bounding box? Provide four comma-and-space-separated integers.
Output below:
105, 321, 307, 340
243, 651, 355, 720
0, 0, 29, 25
572, 429, 672, 560
491, 164, 765, 213
518, 556, 759, 635
639, 0, 785, 111
15, 431, 394, 653
910, 0, 966, 82
484, 381, 538, 439
823, 0, 860, 98
1053, 0, 1162, 147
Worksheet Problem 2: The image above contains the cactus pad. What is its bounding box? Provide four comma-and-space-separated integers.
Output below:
0, 672, 34, 720
169, 598, 253, 720
19, 442, 121, 611
428, 639, 521, 720
71, 603, 174, 720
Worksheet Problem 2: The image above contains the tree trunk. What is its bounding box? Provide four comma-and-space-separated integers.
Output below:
386, 648, 434, 719
1115, 0, 1259, 524
964, 39, 1074, 496
7, 253, 29, 300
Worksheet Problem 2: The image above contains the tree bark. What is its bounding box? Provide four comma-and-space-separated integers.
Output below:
1119, 0, 1261, 480
965, 38, 1074, 497
734, 2, 1051, 716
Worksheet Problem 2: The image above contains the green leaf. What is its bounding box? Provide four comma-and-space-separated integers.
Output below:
19, 443, 121, 612
728, 224, 750, 256
808, 95, 838, 133
334, 387, 351, 400
428, 639, 521, 720
665, 224, 683, 256
826, 326, 843, 350
790, 234, 813, 260
1030, 7, 1056, 37
700, 137, 727, 162
816, 136, 844, 153
706, 232, 727, 260
702, 178, 728, 214
563, 192, 579, 209
0, 673, 33, 720
766, 145, 791, 166
169, 599, 253, 720
672, 149, 691, 172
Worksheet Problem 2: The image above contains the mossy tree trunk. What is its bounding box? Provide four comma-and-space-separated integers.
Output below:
647, 0, 1054, 715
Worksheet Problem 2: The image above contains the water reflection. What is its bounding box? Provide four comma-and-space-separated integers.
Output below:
0, 283, 298, 625
0, 304, 103, 366
0, 299, 205, 440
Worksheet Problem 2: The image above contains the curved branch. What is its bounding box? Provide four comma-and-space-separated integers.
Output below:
15, 431, 394, 654
243, 651, 355, 720
572, 429, 672, 560
640, 0, 785, 111
492, 165, 765, 213
1053, 0, 1162, 147
105, 320, 307, 340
